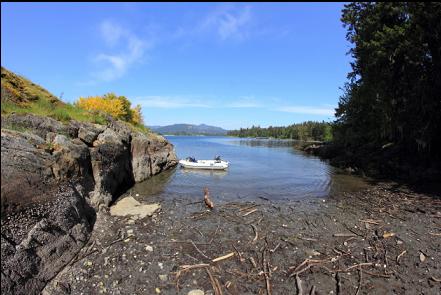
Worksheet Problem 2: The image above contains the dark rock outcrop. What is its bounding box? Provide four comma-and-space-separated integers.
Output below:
1, 113, 177, 295
1, 185, 93, 295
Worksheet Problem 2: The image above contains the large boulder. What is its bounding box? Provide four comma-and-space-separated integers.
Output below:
88, 125, 134, 207
89, 140, 133, 207
131, 133, 178, 182
1, 130, 55, 215
51, 135, 95, 192
77, 123, 105, 146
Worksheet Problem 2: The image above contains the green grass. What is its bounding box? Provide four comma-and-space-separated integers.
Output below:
120, 120, 151, 135
1, 67, 149, 131
1, 96, 109, 124
0, 122, 33, 133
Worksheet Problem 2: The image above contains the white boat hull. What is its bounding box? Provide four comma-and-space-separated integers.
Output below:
179, 159, 229, 170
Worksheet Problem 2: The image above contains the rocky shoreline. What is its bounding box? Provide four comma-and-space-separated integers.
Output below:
42, 183, 441, 294
1, 113, 178, 295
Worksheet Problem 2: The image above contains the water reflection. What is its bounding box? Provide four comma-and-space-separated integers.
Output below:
127, 136, 369, 202
230, 138, 301, 148
128, 168, 175, 196
180, 167, 228, 179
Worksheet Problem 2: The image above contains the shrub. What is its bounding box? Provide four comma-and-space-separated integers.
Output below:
75, 93, 144, 126
76, 95, 126, 119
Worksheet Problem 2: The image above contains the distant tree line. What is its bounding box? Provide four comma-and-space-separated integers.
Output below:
332, 2, 441, 177
228, 121, 333, 142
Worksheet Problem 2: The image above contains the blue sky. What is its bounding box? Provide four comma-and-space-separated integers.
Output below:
1, 2, 351, 129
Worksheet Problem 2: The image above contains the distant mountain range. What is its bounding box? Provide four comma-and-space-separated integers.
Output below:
150, 124, 228, 135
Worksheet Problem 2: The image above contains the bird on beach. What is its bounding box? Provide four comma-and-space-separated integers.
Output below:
203, 187, 214, 209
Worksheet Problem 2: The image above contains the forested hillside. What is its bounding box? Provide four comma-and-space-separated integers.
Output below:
228, 121, 333, 142
331, 2, 441, 179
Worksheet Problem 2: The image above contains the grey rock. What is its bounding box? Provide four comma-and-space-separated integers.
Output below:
1, 113, 69, 138
1, 129, 54, 215
1, 184, 94, 295
1, 113, 177, 295
51, 135, 94, 191
89, 140, 133, 207
77, 123, 105, 146
131, 133, 178, 182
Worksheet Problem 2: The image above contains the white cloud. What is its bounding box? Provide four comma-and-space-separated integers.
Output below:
202, 5, 252, 41
99, 21, 124, 46
132, 95, 335, 117
134, 96, 212, 108
134, 95, 266, 109
171, 5, 253, 42
226, 96, 262, 108
274, 105, 336, 116
93, 20, 150, 82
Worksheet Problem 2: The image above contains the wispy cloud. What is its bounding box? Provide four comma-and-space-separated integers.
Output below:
172, 5, 254, 42
201, 5, 252, 41
226, 96, 262, 108
132, 95, 335, 117
134, 96, 212, 108
274, 105, 336, 116
92, 20, 150, 82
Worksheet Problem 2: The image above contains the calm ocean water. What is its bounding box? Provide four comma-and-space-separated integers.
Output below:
129, 136, 368, 202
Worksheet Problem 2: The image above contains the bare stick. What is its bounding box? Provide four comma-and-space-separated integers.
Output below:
212, 252, 235, 263
167, 240, 211, 245
344, 262, 374, 271
206, 267, 223, 295
297, 236, 318, 242
251, 224, 259, 242
239, 204, 259, 212
263, 249, 272, 295
249, 257, 258, 269
179, 263, 210, 270
333, 233, 357, 237
295, 274, 304, 295
232, 244, 244, 262
190, 240, 211, 260
335, 272, 341, 295
270, 243, 281, 253
309, 285, 316, 295
242, 209, 258, 217
396, 250, 406, 265
359, 219, 382, 225
193, 227, 204, 237
355, 267, 362, 295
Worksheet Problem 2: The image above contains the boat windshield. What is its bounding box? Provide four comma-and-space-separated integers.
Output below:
187, 157, 197, 162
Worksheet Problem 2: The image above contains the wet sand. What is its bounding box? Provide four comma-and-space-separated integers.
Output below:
44, 183, 441, 294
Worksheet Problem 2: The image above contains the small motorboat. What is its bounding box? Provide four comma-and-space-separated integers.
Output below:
179, 156, 229, 170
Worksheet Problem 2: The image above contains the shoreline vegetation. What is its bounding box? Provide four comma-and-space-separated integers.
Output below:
1, 67, 149, 135
228, 3, 441, 184
227, 121, 333, 142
